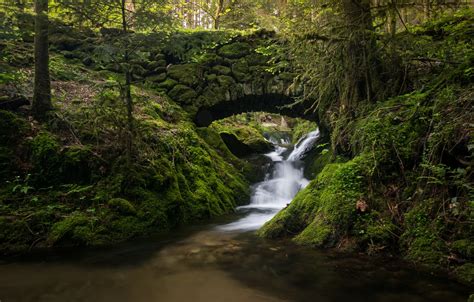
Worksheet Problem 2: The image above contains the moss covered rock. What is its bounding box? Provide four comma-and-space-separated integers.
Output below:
48, 212, 93, 245
259, 155, 369, 247
167, 64, 203, 87
108, 198, 137, 216
454, 263, 474, 286
147, 73, 167, 83
168, 84, 197, 104
232, 60, 251, 82
452, 239, 474, 259
211, 65, 232, 75
156, 78, 178, 91
218, 42, 251, 59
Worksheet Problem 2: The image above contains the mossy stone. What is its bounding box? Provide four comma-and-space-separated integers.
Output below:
147, 73, 167, 83
217, 42, 251, 59
168, 84, 197, 104
49, 34, 82, 51
212, 65, 232, 75
232, 60, 250, 82
156, 78, 178, 91
217, 75, 236, 88
48, 212, 91, 245
108, 198, 137, 216
454, 263, 474, 286
167, 64, 203, 87
452, 239, 474, 259
147, 60, 167, 70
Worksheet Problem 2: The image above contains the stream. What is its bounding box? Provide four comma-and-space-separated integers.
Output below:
0, 131, 470, 302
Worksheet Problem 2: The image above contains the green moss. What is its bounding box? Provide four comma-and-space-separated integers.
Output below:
168, 84, 197, 104
0, 110, 28, 145
400, 203, 447, 269
454, 263, 474, 286
217, 75, 236, 88
211, 65, 231, 75
156, 78, 178, 91
147, 73, 167, 83
167, 64, 203, 87
48, 212, 92, 245
218, 42, 251, 59
211, 121, 272, 153
198, 84, 228, 107
30, 131, 61, 182
108, 198, 137, 216
231, 60, 250, 82
61, 145, 94, 183
260, 155, 369, 247
353, 211, 397, 249
452, 239, 474, 259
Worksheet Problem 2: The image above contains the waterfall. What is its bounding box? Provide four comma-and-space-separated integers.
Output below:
218, 129, 320, 231
287, 129, 320, 161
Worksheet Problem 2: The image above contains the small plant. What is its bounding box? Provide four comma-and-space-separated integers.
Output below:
8, 174, 34, 195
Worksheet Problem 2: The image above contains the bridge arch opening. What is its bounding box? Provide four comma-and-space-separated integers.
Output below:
194, 93, 313, 127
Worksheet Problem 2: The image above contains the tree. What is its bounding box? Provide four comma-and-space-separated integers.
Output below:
32, 0, 52, 120
214, 0, 224, 29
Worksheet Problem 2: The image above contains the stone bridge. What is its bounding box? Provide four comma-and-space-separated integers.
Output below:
48, 28, 314, 126
137, 31, 313, 126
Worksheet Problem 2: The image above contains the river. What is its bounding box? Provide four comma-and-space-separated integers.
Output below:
0, 131, 469, 302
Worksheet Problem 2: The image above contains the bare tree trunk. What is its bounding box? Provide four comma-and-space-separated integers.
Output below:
214, 0, 224, 29
32, 0, 52, 120
121, 0, 134, 164
423, 0, 431, 20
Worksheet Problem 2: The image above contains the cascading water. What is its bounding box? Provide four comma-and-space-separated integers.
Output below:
219, 130, 320, 231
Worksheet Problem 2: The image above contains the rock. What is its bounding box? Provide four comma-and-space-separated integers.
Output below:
217, 42, 251, 59
49, 34, 82, 51
454, 263, 474, 286
147, 60, 167, 70
156, 78, 178, 91
167, 64, 203, 87
211, 65, 232, 75
217, 75, 236, 88
232, 60, 250, 82
147, 73, 167, 83
108, 198, 137, 216
168, 84, 197, 104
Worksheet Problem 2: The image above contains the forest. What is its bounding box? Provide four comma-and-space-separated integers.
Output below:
0, 0, 473, 301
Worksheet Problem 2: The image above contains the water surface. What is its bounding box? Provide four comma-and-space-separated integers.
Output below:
0, 130, 470, 302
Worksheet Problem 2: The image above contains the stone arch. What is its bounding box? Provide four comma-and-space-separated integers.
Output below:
194, 93, 313, 127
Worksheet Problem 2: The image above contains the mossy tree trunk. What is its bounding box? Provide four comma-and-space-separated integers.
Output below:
32, 0, 52, 120
340, 0, 375, 109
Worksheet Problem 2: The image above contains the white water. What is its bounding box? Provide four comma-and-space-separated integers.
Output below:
219, 130, 320, 232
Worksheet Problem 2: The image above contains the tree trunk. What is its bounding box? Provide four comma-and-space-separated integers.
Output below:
214, 0, 224, 29
423, 0, 431, 20
121, 0, 134, 164
340, 0, 375, 107
32, 0, 52, 120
